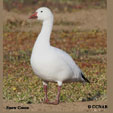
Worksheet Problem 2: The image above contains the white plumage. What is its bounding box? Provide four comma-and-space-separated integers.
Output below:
29, 7, 89, 104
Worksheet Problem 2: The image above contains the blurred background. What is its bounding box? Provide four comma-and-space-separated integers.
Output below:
3, 0, 107, 32
4, 0, 106, 12
3, 0, 107, 109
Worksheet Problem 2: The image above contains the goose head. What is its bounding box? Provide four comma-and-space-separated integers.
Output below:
29, 7, 53, 21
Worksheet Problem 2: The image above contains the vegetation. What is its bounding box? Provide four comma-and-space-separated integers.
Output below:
3, 30, 107, 103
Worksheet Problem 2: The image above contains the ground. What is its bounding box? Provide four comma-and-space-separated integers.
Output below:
3, 100, 107, 112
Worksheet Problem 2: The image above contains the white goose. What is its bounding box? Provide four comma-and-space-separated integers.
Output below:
29, 7, 90, 105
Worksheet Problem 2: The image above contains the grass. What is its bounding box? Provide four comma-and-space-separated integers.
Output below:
3, 30, 107, 104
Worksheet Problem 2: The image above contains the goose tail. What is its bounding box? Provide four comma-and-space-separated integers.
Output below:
81, 73, 90, 83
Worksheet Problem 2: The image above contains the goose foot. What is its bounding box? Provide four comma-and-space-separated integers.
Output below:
49, 100, 59, 105
43, 98, 49, 103
44, 100, 59, 105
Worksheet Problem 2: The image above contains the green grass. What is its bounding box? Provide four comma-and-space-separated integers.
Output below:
3, 30, 107, 103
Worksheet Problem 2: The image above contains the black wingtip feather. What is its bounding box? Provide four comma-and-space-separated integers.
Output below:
81, 73, 90, 83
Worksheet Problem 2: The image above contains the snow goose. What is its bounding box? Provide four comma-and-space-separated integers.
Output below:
29, 7, 90, 105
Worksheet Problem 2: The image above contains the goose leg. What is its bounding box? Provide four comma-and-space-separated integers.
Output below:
43, 81, 49, 103
48, 81, 62, 105
53, 86, 61, 105
43, 81, 62, 105
45, 86, 61, 105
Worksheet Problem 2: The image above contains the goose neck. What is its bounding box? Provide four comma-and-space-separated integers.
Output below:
32, 19, 53, 52
38, 19, 53, 45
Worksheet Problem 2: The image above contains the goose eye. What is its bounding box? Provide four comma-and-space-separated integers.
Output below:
41, 11, 43, 13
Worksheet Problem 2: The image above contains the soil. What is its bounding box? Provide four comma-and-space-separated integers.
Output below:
3, 100, 107, 112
